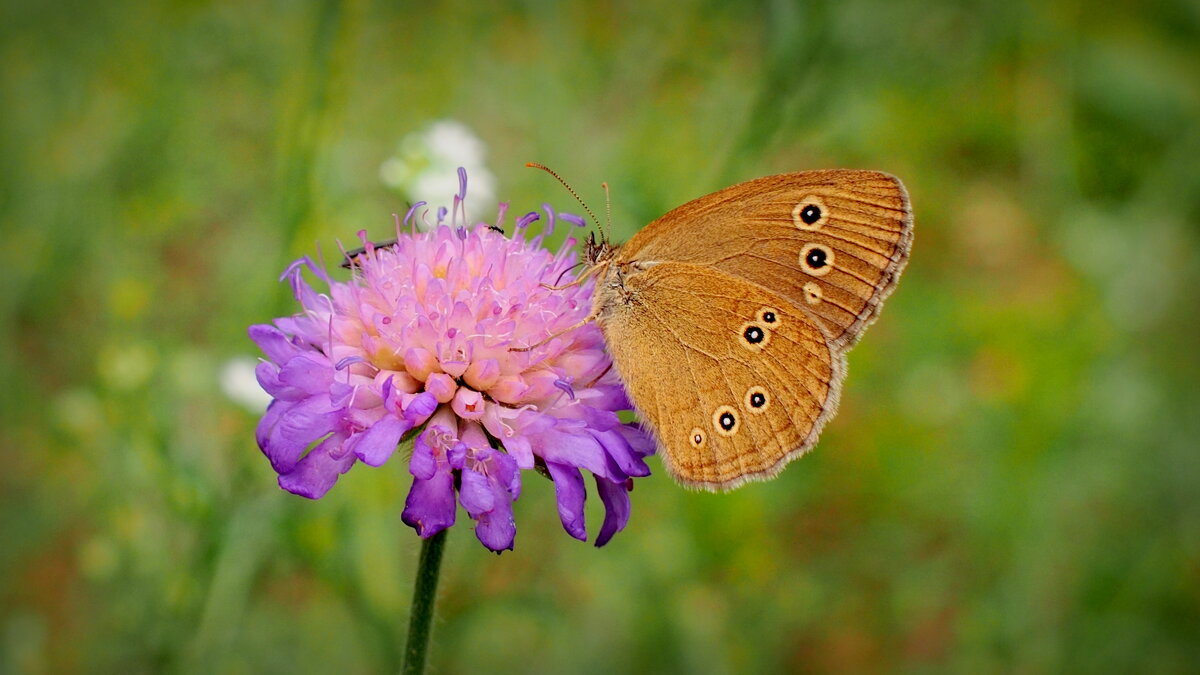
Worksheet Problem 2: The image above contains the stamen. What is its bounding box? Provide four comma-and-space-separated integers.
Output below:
403, 201, 427, 232
553, 378, 576, 400
541, 204, 557, 238
335, 355, 369, 370
494, 201, 510, 235
516, 211, 540, 229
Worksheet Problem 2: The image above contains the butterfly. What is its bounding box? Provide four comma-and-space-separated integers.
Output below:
575, 170, 913, 491
347, 168, 912, 491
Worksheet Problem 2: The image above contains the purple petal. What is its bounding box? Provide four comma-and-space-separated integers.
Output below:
402, 471, 457, 538
459, 466, 495, 515
249, 324, 297, 364
594, 477, 631, 547
403, 392, 439, 425
278, 354, 333, 393
408, 429, 438, 480
446, 441, 468, 470
578, 405, 621, 432
329, 381, 359, 410
589, 383, 633, 412
351, 415, 411, 467
255, 400, 286, 451
381, 375, 399, 413
282, 257, 329, 307
265, 396, 341, 473
451, 387, 485, 420
254, 361, 290, 399
547, 462, 587, 541
491, 449, 521, 499
619, 424, 657, 458
594, 429, 651, 479
278, 434, 356, 499
499, 433, 535, 469
473, 498, 516, 553
539, 430, 612, 480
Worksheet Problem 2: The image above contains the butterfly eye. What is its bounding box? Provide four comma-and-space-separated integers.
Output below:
738, 322, 772, 351
799, 243, 835, 276
792, 196, 828, 231
712, 405, 739, 436
744, 386, 770, 414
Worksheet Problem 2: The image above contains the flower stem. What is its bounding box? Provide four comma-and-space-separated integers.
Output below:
401, 529, 448, 675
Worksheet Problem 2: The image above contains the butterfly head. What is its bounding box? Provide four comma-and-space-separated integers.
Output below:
584, 230, 619, 266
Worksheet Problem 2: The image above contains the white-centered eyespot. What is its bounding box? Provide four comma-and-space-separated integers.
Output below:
689, 427, 707, 448
738, 321, 772, 352
757, 306, 780, 325
799, 243, 835, 276
792, 196, 828, 231
744, 385, 770, 414
712, 405, 739, 436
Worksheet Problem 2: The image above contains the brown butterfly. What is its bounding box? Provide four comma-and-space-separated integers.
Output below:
570, 170, 913, 491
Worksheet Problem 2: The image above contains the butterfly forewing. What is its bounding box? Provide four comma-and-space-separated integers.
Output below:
617, 170, 912, 351
597, 263, 846, 490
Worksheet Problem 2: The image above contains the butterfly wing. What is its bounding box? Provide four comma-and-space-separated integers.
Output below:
597, 262, 845, 490
617, 170, 912, 351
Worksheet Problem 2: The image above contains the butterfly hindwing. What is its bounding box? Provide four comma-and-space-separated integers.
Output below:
596, 263, 845, 490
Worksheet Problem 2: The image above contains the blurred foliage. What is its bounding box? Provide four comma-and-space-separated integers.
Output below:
2, 0, 1199, 672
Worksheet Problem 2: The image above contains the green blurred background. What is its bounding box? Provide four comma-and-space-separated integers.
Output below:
3, 0, 1199, 672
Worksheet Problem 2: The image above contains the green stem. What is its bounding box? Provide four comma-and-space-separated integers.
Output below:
401, 529, 448, 675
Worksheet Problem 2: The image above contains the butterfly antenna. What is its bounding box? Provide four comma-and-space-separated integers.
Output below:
525, 162, 603, 237
601, 181, 613, 243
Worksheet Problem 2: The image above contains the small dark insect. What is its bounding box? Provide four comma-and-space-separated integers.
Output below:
340, 238, 398, 269
340, 225, 506, 269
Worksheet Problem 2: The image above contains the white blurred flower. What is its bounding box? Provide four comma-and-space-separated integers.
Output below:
379, 120, 496, 227
220, 356, 272, 413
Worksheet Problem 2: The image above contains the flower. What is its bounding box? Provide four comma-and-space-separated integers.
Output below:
250, 169, 654, 552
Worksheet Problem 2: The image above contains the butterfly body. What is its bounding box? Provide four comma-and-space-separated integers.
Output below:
590, 170, 912, 491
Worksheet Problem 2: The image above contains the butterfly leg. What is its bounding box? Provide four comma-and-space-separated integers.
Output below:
508, 310, 600, 352
539, 260, 608, 291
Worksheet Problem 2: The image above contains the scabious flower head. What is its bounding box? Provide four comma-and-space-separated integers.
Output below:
250, 169, 654, 552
